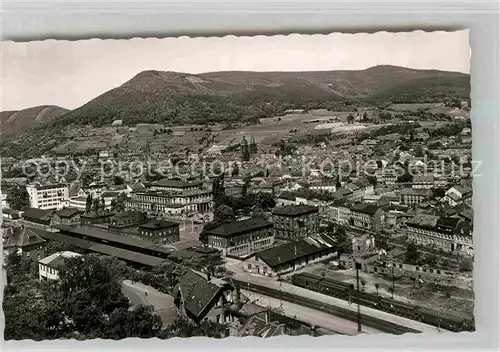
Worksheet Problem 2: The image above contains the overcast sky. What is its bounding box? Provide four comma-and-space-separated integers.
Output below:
1, 30, 470, 112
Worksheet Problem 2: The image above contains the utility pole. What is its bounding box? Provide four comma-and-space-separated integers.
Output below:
355, 261, 362, 332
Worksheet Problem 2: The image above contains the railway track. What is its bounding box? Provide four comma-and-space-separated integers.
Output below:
230, 278, 421, 335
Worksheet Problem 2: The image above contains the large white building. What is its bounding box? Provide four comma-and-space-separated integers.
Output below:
26, 183, 70, 210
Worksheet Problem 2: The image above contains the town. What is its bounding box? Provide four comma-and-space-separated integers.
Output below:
2, 101, 475, 340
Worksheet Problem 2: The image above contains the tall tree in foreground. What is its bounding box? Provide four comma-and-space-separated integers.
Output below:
6, 185, 30, 211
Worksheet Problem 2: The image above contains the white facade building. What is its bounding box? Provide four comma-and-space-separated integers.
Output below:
26, 183, 70, 210
38, 251, 82, 281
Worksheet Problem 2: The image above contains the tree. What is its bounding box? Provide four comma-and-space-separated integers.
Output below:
388, 286, 395, 299
6, 185, 30, 211
103, 306, 162, 340
405, 242, 421, 265
360, 278, 366, 291
336, 175, 341, 189
214, 205, 236, 224
158, 318, 227, 339
112, 194, 127, 213
458, 257, 473, 272
347, 114, 355, 124
114, 175, 125, 185
85, 193, 93, 213
91, 197, 101, 214
375, 283, 380, 296
242, 177, 250, 197
334, 227, 352, 254
362, 112, 368, 121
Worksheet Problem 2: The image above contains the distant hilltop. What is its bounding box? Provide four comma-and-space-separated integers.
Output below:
0, 65, 469, 157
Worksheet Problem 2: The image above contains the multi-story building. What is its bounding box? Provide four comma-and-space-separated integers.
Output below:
125, 189, 213, 216
272, 205, 320, 240
412, 174, 435, 189
138, 220, 180, 243
38, 251, 81, 281
349, 203, 385, 232
328, 199, 351, 224
374, 167, 399, 186
399, 188, 433, 206
205, 218, 274, 257
406, 214, 473, 256
26, 182, 69, 210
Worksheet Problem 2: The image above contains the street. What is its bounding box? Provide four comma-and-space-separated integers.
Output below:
121, 280, 177, 326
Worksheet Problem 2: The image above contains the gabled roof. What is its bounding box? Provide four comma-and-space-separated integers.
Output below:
22, 208, 54, 221
55, 208, 81, 218
254, 237, 331, 268
4, 226, 47, 249
172, 269, 231, 320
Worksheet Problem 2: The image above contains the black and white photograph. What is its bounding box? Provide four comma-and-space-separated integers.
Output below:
1, 30, 474, 341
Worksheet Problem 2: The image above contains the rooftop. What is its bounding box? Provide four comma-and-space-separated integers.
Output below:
350, 203, 381, 215
39, 251, 82, 269
153, 179, 202, 188
272, 205, 319, 217
139, 220, 179, 230
255, 236, 332, 268
172, 269, 231, 320
206, 217, 273, 237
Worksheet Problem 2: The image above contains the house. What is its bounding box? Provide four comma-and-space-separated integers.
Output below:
349, 203, 385, 232
38, 251, 82, 281
101, 191, 120, 208
22, 208, 54, 226
138, 220, 180, 244
51, 208, 82, 226
243, 236, 336, 277
406, 214, 473, 256
3, 225, 47, 256
399, 188, 433, 206
172, 269, 235, 326
272, 205, 319, 240
444, 186, 472, 206
205, 218, 274, 257
345, 183, 364, 202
